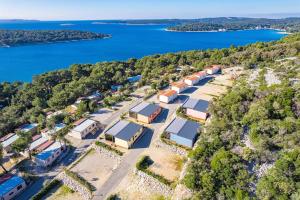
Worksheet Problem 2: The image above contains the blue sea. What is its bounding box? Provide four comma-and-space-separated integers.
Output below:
0, 20, 286, 82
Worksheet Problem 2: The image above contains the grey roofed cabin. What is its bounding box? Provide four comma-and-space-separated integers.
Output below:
165, 118, 200, 148
105, 120, 142, 141
130, 102, 160, 117
182, 98, 209, 112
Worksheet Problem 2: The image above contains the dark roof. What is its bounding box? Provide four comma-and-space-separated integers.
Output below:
182, 98, 209, 112
105, 120, 143, 141
165, 118, 200, 140
130, 102, 160, 117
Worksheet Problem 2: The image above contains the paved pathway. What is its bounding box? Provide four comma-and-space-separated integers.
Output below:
93, 104, 179, 200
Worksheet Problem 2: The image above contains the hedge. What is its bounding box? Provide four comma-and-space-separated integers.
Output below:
31, 179, 62, 200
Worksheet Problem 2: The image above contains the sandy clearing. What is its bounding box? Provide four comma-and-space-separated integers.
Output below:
71, 150, 118, 190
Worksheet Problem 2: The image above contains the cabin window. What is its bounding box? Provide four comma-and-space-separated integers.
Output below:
17, 185, 23, 190
9, 191, 14, 195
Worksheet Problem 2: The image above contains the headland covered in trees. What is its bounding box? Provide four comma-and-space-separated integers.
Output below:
166, 17, 300, 33
0, 29, 111, 47
0, 23, 299, 198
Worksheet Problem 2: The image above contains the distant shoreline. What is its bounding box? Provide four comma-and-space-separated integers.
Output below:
0, 36, 111, 48
165, 28, 291, 34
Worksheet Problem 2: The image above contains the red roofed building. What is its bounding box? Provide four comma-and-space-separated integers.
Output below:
0, 174, 12, 185
193, 71, 207, 80
171, 82, 188, 93
158, 89, 178, 104
35, 140, 55, 152
184, 75, 200, 86
0, 133, 15, 142
206, 65, 222, 75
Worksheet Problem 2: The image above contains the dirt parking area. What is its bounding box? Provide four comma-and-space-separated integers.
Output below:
71, 149, 118, 190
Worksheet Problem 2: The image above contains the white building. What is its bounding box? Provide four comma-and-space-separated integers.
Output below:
193, 71, 207, 80
182, 98, 209, 120
158, 89, 178, 104
184, 75, 200, 86
0, 133, 19, 153
68, 119, 98, 139
206, 65, 221, 75
34, 141, 65, 167
0, 175, 26, 200
171, 82, 189, 94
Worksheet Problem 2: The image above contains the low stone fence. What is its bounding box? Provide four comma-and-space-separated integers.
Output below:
92, 143, 122, 162
133, 169, 173, 197
57, 172, 92, 200
155, 140, 187, 157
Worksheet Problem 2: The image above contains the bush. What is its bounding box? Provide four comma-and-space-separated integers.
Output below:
106, 194, 120, 200
31, 179, 61, 200
95, 141, 124, 156
64, 169, 96, 192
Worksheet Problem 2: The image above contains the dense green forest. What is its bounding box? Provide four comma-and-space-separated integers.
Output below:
167, 17, 300, 32
0, 30, 110, 46
184, 69, 300, 199
0, 33, 299, 137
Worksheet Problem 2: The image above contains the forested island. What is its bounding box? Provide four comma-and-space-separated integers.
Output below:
0, 29, 111, 47
167, 17, 300, 32
0, 29, 299, 199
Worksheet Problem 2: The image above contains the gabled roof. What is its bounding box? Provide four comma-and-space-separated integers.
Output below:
1, 134, 19, 148
73, 118, 87, 126
159, 89, 177, 97
35, 141, 62, 161
0, 174, 12, 185
73, 119, 96, 132
206, 65, 221, 70
32, 134, 42, 142
36, 140, 55, 152
0, 133, 15, 142
105, 120, 143, 141
18, 123, 37, 132
0, 176, 25, 197
130, 102, 160, 117
212, 65, 222, 69
193, 71, 207, 77
30, 137, 48, 151
165, 118, 200, 140
171, 82, 188, 89
185, 75, 199, 81
182, 98, 209, 112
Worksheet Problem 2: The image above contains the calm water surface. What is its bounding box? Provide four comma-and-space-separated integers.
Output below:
0, 21, 285, 82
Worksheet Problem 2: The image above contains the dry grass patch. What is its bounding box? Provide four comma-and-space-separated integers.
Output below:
47, 185, 82, 200
146, 147, 183, 182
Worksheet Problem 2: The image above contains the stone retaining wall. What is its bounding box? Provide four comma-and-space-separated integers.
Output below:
155, 140, 187, 156
57, 172, 92, 200
133, 169, 173, 197
92, 144, 122, 163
